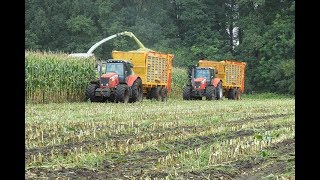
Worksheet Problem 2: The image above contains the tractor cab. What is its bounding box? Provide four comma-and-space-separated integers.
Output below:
183, 65, 222, 100
192, 67, 216, 86
98, 59, 134, 84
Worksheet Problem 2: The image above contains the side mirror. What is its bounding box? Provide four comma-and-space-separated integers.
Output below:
215, 70, 218, 74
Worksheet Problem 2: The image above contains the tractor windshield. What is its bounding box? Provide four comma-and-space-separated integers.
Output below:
195, 69, 210, 80
106, 63, 124, 75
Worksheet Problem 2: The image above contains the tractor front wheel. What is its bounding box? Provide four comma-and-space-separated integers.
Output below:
205, 86, 216, 100
108, 94, 116, 102
85, 84, 102, 102
115, 84, 130, 103
183, 86, 192, 100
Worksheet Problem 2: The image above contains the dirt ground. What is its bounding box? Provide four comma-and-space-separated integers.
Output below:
26, 136, 294, 179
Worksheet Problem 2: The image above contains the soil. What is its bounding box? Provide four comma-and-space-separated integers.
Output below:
25, 113, 294, 179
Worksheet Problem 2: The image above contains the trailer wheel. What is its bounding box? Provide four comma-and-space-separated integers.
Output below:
183, 86, 192, 100
235, 88, 241, 100
205, 86, 216, 100
115, 84, 129, 103
228, 88, 236, 100
161, 88, 168, 102
150, 87, 161, 101
146, 89, 152, 99
130, 78, 143, 103
85, 84, 102, 102
215, 82, 223, 100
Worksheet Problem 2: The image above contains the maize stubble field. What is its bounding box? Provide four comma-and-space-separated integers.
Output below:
25, 97, 295, 179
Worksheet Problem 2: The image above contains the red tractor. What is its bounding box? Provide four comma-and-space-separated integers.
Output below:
183, 66, 223, 100
85, 59, 143, 103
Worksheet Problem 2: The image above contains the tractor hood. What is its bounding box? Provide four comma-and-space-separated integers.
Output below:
100, 72, 119, 88
193, 77, 207, 90
194, 77, 206, 83
101, 72, 118, 78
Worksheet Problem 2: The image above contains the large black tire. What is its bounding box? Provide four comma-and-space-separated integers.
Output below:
150, 87, 162, 101
235, 88, 241, 100
108, 94, 116, 103
160, 87, 168, 102
130, 78, 143, 103
85, 84, 102, 102
183, 86, 192, 100
215, 81, 223, 100
115, 84, 130, 103
228, 88, 236, 100
205, 86, 216, 100
146, 89, 152, 99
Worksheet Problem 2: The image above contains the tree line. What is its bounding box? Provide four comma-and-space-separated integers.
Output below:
25, 0, 295, 94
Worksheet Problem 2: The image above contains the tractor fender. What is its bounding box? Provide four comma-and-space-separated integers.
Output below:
211, 78, 221, 87
126, 75, 140, 87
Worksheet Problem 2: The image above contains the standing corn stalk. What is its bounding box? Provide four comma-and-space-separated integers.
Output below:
25, 50, 96, 103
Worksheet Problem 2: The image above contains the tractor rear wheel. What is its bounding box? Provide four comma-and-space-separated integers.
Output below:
150, 87, 161, 101
228, 88, 236, 100
85, 84, 102, 102
205, 86, 216, 100
235, 88, 241, 100
130, 78, 143, 103
183, 86, 192, 100
215, 82, 223, 100
161, 88, 168, 102
115, 84, 130, 103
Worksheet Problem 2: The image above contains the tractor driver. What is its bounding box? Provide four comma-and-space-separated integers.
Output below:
115, 64, 123, 75
196, 70, 204, 78
115, 64, 124, 81
107, 64, 116, 72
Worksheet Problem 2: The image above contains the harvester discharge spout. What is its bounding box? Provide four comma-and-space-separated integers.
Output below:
68, 31, 149, 58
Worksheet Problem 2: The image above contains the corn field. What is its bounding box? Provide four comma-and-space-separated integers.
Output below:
170, 67, 188, 98
25, 50, 187, 103
25, 51, 96, 103
25, 98, 295, 179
